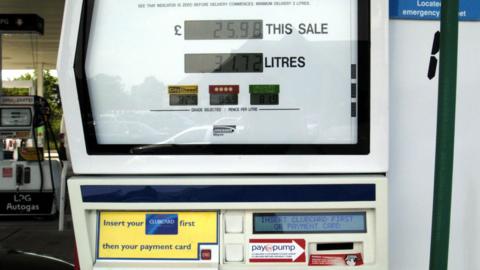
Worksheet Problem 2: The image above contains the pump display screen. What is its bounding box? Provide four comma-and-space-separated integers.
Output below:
80, 0, 370, 154
0, 108, 32, 127
253, 212, 367, 233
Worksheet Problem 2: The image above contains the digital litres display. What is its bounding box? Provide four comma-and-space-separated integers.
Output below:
185, 20, 263, 40
253, 213, 367, 234
185, 53, 263, 73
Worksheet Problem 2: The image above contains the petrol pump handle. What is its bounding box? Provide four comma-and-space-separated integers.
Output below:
33, 96, 59, 196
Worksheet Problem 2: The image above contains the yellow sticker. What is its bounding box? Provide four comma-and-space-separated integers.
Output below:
168, 85, 198, 95
97, 211, 218, 259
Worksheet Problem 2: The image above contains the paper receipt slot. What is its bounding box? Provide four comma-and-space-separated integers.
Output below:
58, 0, 388, 269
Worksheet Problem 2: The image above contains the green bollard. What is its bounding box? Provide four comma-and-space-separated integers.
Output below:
429, 0, 459, 270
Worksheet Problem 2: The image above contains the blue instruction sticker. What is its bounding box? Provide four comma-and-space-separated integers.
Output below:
145, 214, 178, 235
390, 0, 480, 21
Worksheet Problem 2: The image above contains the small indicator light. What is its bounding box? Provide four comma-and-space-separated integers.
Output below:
201, 249, 212, 260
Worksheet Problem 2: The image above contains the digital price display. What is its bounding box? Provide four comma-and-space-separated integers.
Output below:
185, 20, 263, 40
83, 0, 367, 149
0, 108, 32, 127
253, 213, 367, 234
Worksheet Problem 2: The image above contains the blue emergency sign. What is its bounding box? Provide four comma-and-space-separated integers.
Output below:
390, 0, 480, 21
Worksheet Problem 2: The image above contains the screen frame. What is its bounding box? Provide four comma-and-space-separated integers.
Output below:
253, 212, 367, 234
73, 0, 371, 156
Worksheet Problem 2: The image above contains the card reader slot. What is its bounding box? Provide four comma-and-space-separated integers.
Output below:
316, 242, 354, 251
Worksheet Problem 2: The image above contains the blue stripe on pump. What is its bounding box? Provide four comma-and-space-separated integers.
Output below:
81, 184, 375, 203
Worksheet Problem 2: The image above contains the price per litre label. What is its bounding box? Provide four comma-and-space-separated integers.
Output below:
249, 85, 280, 105
97, 211, 218, 260
168, 85, 199, 106
209, 85, 239, 105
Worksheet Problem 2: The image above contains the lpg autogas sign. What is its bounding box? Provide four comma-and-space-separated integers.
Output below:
0, 192, 54, 215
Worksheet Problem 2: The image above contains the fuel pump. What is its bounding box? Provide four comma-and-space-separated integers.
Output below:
0, 95, 62, 216
58, 0, 389, 269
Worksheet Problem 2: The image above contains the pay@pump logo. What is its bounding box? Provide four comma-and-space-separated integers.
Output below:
145, 214, 178, 235
251, 243, 297, 252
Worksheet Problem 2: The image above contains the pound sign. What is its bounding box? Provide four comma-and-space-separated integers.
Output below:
174, 25, 182, 36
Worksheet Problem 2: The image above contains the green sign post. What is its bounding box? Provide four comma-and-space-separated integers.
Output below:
429, 0, 459, 270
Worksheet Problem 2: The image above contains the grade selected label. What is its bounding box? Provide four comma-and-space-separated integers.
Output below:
97, 211, 218, 259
